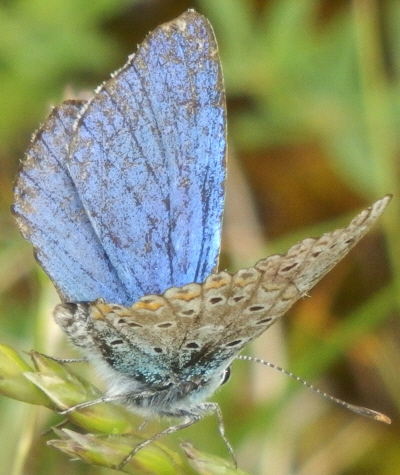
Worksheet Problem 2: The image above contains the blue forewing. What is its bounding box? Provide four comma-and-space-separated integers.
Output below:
13, 12, 226, 305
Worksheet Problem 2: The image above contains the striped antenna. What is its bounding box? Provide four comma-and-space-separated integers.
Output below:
237, 355, 391, 424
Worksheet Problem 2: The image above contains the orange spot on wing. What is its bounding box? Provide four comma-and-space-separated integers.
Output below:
172, 290, 200, 301
134, 300, 164, 311
204, 277, 229, 290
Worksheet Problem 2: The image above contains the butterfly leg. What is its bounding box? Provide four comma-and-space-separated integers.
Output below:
58, 391, 157, 415
117, 402, 236, 470
29, 350, 88, 364
58, 396, 236, 468
138, 419, 149, 431
116, 409, 202, 469
198, 402, 236, 466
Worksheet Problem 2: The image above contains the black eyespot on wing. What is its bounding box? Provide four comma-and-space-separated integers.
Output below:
233, 296, 244, 302
249, 305, 264, 312
256, 317, 272, 325
157, 322, 173, 328
185, 342, 200, 349
226, 339, 242, 347
110, 339, 124, 345
182, 309, 195, 316
222, 366, 231, 385
281, 262, 298, 272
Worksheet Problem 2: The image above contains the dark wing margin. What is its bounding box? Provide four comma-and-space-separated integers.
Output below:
13, 101, 130, 304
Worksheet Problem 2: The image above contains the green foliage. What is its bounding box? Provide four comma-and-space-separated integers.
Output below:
0, 0, 133, 153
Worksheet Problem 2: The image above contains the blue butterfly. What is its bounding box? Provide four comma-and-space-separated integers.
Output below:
13, 10, 390, 469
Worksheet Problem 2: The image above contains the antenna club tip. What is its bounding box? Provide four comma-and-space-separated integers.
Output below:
376, 413, 391, 425
360, 407, 391, 424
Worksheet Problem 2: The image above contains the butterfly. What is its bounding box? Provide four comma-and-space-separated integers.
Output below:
13, 10, 391, 469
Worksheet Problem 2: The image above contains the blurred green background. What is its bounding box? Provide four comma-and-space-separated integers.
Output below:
1, 0, 399, 474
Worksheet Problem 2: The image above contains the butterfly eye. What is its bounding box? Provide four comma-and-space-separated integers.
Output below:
221, 366, 231, 385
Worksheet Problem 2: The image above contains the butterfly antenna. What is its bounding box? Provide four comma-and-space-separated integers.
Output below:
237, 355, 391, 424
